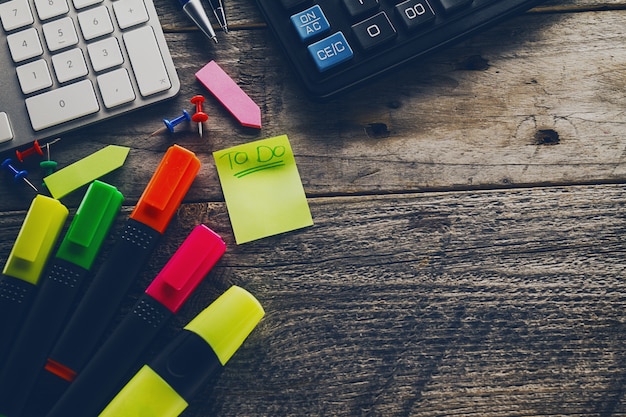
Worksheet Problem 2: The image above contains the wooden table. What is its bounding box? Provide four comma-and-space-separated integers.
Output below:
2, 0, 626, 415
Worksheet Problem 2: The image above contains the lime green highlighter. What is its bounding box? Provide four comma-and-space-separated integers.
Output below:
0, 195, 68, 364
99, 286, 265, 417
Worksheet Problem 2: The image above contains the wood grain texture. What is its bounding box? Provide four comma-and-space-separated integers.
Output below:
1, 0, 626, 416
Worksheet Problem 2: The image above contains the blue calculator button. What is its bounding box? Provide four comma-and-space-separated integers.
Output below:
307, 32, 354, 72
290, 5, 331, 42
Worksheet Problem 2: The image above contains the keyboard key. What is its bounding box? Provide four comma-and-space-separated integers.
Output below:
0, 113, 14, 143
0, 0, 180, 152
112, 0, 149, 29
395, 0, 436, 31
290, 5, 330, 42
308, 31, 354, 72
16, 59, 53, 93
97, 68, 136, 108
51, 48, 88, 82
7, 28, 43, 62
77, 6, 114, 40
342, 0, 379, 18
123, 26, 171, 96
25, 79, 99, 130
87, 37, 124, 71
0, 0, 34, 31
42, 16, 79, 51
72, 0, 103, 9
351, 12, 396, 51
34, 0, 69, 21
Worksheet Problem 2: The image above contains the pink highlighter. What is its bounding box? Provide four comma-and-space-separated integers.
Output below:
46, 224, 226, 417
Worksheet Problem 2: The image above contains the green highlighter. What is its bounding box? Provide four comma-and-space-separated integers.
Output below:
99, 286, 265, 417
0, 180, 123, 417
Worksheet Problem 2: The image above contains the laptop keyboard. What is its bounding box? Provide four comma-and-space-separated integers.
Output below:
255, 0, 546, 99
0, 0, 179, 153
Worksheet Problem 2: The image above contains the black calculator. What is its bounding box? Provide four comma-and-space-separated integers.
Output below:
255, 0, 546, 99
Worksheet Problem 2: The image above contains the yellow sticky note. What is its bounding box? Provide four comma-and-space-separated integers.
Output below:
214, 135, 313, 244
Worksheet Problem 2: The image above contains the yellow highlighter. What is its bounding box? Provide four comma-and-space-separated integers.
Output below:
99, 286, 265, 417
0, 195, 68, 363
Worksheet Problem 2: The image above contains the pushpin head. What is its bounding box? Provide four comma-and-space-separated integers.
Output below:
190, 95, 209, 123
2, 158, 38, 192
163, 110, 191, 133
16, 140, 44, 162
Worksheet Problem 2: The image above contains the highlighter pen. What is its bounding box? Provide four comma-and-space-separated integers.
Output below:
0, 195, 68, 364
47, 224, 226, 417
99, 285, 264, 417
0, 181, 123, 417
43, 145, 200, 394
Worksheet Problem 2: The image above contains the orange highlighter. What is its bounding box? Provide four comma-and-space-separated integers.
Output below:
42, 145, 200, 399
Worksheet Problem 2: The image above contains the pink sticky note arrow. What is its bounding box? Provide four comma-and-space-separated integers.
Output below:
195, 61, 262, 129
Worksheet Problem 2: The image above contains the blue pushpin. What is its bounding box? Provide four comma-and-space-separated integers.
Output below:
164, 110, 191, 132
2, 158, 38, 192
150, 110, 191, 137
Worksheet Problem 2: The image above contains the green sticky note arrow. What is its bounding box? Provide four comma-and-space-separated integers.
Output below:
213, 135, 313, 244
44, 145, 130, 199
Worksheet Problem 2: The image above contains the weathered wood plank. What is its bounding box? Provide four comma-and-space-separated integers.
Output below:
170, 184, 626, 417
2, 3, 626, 211
5, 184, 623, 417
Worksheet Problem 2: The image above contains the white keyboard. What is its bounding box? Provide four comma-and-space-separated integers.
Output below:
0, 0, 179, 153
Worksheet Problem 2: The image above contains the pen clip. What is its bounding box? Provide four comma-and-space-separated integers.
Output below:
130, 145, 201, 234
145, 224, 226, 313
3, 195, 68, 284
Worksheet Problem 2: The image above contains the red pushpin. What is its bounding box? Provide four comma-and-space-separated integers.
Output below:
16, 140, 44, 162
190, 95, 208, 137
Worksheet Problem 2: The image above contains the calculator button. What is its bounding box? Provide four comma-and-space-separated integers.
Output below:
395, 0, 436, 31
77, 6, 114, 40
7, 28, 43, 62
16, 59, 52, 93
51, 48, 88, 82
307, 31, 353, 72
25, 79, 100, 130
279, 0, 307, 9
352, 12, 396, 50
290, 5, 330, 42
439, 0, 473, 13
33, 0, 69, 21
42, 17, 79, 51
87, 37, 124, 71
0, 113, 14, 143
0, 0, 34, 31
97, 68, 136, 108
112, 0, 149, 29
342, 0, 379, 19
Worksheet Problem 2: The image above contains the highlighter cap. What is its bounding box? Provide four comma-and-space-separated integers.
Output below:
3, 195, 68, 284
186, 285, 265, 365
145, 224, 226, 313
99, 365, 188, 417
55, 181, 124, 269
130, 145, 201, 234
